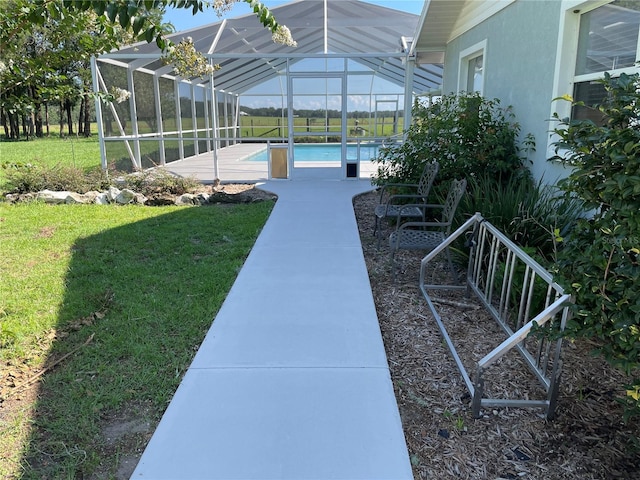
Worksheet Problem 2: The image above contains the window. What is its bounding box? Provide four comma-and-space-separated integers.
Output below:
572, 1, 640, 123
467, 54, 484, 93
459, 40, 487, 94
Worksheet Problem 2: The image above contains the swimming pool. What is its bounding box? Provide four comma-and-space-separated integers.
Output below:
245, 143, 381, 162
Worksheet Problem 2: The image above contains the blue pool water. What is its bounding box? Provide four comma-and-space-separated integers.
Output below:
246, 143, 381, 162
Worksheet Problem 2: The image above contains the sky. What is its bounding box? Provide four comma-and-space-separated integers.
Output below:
164, 0, 425, 32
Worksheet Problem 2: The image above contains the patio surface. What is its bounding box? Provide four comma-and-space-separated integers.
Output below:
161, 143, 378, 183
131, 176, 413, 479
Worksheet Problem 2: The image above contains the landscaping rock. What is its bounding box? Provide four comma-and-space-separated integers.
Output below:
83, 191, 101, 203
134, 193, 147, 205
196, 193, 210, 205
37, 190, 86, 204
208, 191, 236, 203
107, 186, 121, 202
5, 193, 35, 203
94, 192, 111, 205
114, 189, 137, 205
175, 193, 198, 206
3, 184, 275, 206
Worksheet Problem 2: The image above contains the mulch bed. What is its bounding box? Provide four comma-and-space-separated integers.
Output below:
353, 190, 640, 480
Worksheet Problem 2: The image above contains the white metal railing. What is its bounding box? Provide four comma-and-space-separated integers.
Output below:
419, 213, 572, 419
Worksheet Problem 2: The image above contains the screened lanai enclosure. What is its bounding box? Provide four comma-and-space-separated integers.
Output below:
93, 0, 443, 181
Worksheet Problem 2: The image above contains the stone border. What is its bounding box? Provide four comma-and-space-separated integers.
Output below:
4, 186, 276, 206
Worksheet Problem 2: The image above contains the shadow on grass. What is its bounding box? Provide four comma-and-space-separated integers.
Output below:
17, 202, 273, 479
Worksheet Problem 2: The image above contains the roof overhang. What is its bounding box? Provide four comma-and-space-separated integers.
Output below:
412, 0, 466, 65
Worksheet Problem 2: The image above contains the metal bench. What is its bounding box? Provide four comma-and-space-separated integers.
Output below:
389, 178, 466, 279
419, 213, 573, 419
373, 161, 439, 247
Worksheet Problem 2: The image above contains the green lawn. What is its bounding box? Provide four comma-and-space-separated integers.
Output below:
0, 192, 273, 478
0, 136, 101, 170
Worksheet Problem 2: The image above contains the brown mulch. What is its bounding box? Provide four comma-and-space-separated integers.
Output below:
353, 190, 640, 480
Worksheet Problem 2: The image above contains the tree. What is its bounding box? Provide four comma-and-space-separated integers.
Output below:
0, 1, 137, 138
0, 0, 295, 139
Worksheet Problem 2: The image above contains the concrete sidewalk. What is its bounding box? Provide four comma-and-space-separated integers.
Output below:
131, 178, 412, 479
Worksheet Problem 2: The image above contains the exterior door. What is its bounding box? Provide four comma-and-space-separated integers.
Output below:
288, 73, 348, 177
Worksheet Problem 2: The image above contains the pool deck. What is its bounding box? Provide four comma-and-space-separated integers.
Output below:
161, 143, 378, 183
130, 176, 413, 479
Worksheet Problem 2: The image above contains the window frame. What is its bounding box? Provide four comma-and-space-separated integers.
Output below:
458, 40, 487, 94
549, 0, 640, 158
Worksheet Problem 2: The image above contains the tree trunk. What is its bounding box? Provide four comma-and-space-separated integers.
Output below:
1, 108, 7, 138
45, 103, 50, 136
78, 99, 84, 136
83, 94, 91, 137
12, 113, 19, 139
21, 115, 28, 138
32, 85, 43, 138
65, 99, 73, 136
59, 101, 65, 137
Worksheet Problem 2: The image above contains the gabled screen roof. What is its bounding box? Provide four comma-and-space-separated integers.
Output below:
103, 0, 443, 94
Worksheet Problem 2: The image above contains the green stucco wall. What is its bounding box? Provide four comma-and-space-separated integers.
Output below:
443, 0, 570, 184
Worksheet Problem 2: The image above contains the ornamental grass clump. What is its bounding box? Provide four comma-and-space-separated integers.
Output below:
460, 173, 583, 264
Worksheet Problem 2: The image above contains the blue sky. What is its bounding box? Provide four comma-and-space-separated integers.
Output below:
164, 0, 425, 31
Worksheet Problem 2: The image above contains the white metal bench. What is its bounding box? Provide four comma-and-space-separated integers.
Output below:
419, 213, 573, 419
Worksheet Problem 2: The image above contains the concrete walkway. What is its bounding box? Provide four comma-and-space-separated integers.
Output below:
131, 177, 412, 479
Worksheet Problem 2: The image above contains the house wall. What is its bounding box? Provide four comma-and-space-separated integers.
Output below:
442, 0, 570, 184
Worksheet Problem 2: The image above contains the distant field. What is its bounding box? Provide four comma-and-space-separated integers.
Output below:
0, 114, 402, 179
238, 116, 403, 139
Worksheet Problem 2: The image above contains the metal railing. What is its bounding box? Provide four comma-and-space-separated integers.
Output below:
419, 213, 572, 419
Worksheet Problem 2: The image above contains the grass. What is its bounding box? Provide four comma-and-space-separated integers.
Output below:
0, 199, 274, 478
238, 116, 404, 138
0, 136, 101, 171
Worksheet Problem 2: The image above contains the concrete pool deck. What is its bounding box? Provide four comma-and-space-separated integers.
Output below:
161, 143, 379, 183
130, 177, 413, 479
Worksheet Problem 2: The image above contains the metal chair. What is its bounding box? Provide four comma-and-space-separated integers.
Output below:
388, 178, 467, 278
373, 161, 439, 247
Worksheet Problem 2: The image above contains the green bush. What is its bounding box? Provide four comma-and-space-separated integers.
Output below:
1, 162, 110, 194
373, 92, 532, 191
0, 162, 200, 197
120, 169, 201, 196
551, 71, 640, 420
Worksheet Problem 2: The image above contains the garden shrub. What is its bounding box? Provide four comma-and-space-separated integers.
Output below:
1, 162, 110, 194
120, 168, 201, 196
373, 92, 532, 192
0, 161, 200, 197
551, 71, 640, 420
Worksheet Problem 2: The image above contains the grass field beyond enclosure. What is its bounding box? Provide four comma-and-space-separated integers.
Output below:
0, 136, 101, 171
0, 200, 273, 479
